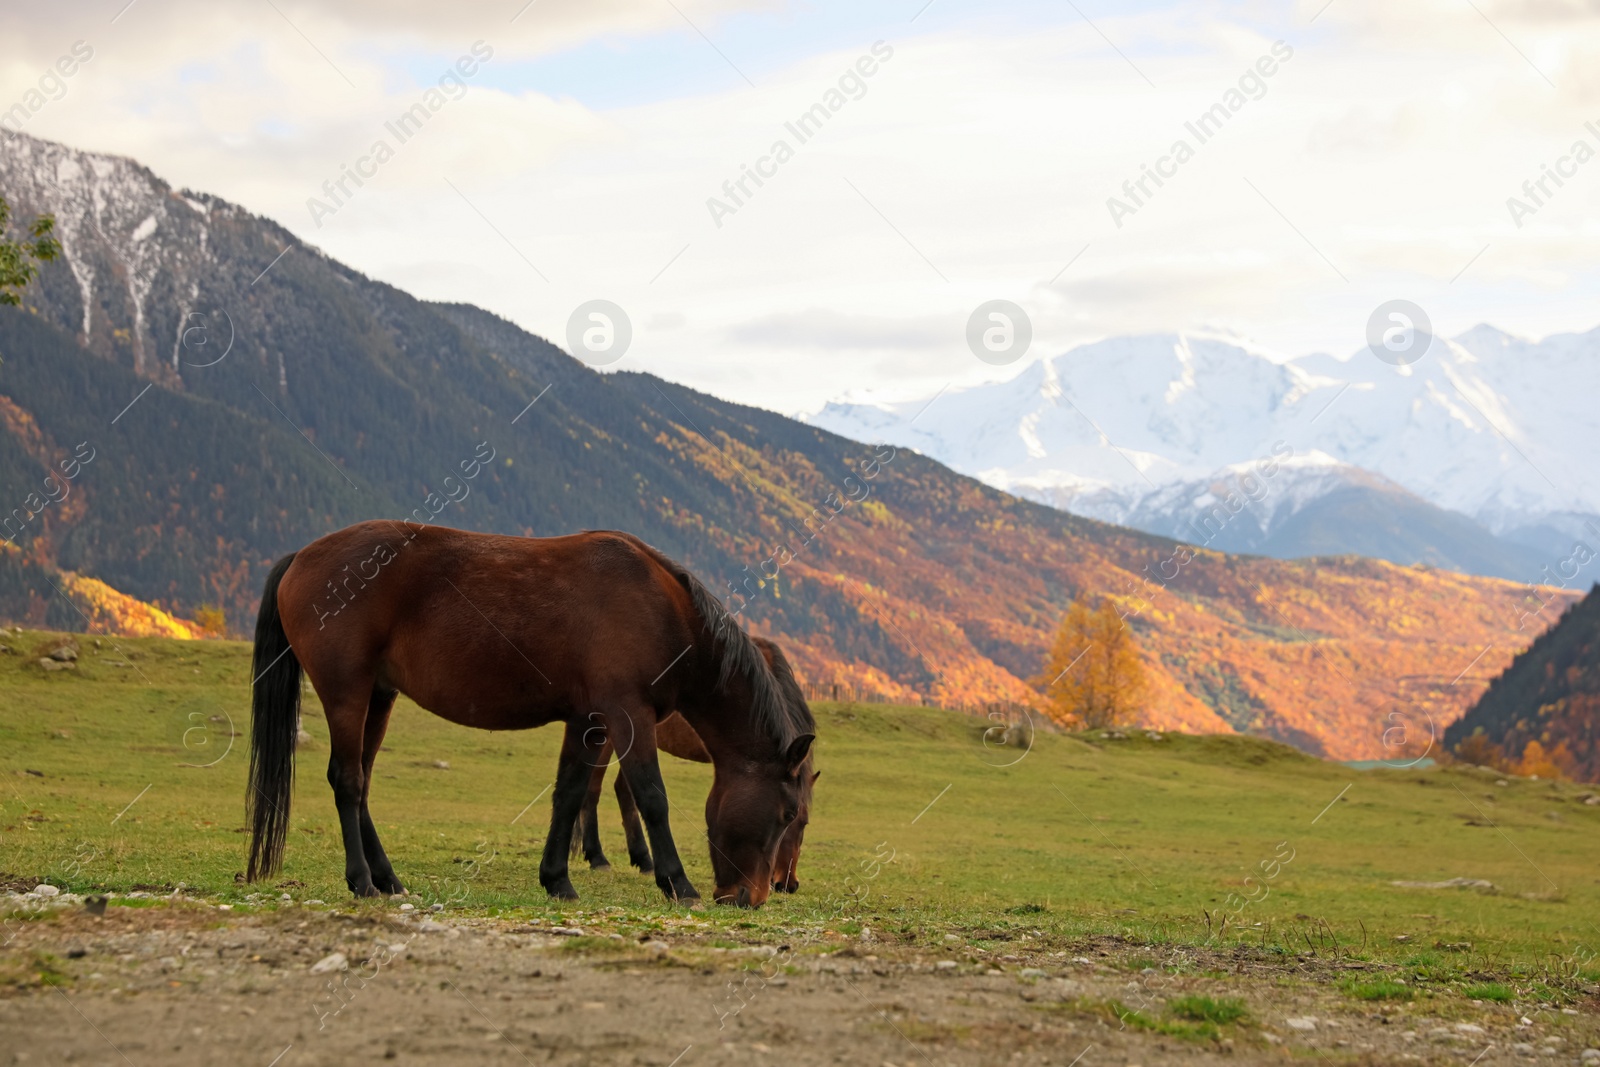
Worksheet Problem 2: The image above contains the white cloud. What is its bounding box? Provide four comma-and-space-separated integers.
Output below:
4, 0, 1600, 412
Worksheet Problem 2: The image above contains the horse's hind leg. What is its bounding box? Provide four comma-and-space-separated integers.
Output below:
323, 688, 379, 898
614, 772, 654, 873
539, 719, 605, 900
359, 688, 404, 895
570, 740, 612, 870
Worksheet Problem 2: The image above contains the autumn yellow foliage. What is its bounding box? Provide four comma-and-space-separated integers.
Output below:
1514, 739, 1578, 781
1032, 599, 1149, 729
57, 572, 203, 639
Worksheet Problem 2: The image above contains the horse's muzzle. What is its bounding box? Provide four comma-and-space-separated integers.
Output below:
715, 883, 766, 908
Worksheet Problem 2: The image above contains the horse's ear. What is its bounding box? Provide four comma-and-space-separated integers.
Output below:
811, 769, 821, 783
784, 734, 815, 775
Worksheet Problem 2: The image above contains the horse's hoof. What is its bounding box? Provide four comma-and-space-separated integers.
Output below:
543, 879, 580, 901
589, 862, 612, 872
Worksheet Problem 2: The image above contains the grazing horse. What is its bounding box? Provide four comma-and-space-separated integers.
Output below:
246, 521, 814, 907
573, 637, 818, 893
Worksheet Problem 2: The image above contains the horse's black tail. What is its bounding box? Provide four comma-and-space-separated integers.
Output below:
247, 552, 302, 882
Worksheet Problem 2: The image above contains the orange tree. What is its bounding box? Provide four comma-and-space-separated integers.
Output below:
1032, 598, 1148, 729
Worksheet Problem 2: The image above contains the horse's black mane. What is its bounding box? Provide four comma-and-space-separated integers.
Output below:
752, 635, 813, 733
682, 569, 815, 748
633, 539, 813, 748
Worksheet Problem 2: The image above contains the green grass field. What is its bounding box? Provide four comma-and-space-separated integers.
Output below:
3, 629, 1599, 997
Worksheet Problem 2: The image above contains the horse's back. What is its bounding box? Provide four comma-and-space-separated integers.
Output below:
275, 522, 700, 728
283, 522, 677, 623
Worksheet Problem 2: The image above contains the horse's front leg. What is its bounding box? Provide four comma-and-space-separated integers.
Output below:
538, 719, 605, 900
616, 738, 699, 903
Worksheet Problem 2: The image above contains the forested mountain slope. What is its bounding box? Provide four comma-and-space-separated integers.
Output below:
1446, 585, 1600, 781
0, 132, 1567, 758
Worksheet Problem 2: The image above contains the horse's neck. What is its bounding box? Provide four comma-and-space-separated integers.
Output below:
657, 712, 710, 763
677, 691, 774, 766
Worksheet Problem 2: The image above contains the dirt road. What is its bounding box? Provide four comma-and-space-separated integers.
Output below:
2, 901, 1595, 1066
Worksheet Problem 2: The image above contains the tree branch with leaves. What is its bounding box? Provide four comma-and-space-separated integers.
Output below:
0, 194, 61, 307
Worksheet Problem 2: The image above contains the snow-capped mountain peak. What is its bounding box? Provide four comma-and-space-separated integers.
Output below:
806, 328, 1600, 574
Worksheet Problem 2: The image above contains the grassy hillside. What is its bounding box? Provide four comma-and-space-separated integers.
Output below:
3, 631, 1597, 978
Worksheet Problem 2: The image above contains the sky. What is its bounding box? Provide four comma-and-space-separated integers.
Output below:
3, 0, 1599, 414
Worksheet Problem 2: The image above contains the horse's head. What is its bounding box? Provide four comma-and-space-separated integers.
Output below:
705, 733, 813, 907
704, 635, 817, 907
771, 765, 818, 893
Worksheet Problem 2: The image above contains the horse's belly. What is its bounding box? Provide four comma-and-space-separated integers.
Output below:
406, 691, 562, 733
379, 664, 565, 733
427, 701, 557, 732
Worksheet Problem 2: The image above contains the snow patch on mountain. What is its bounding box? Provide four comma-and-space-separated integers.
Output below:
807, 329, 1600, 542
0, 133, 228, 377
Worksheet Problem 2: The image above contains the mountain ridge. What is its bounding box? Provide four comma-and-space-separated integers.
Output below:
0, 130, 1575, 759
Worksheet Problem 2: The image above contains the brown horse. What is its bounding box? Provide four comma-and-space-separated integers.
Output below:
573, 637, 818, 893
246, 521, 814, 907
